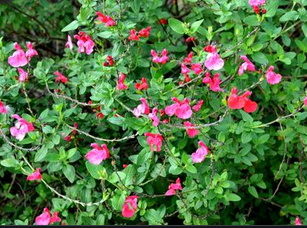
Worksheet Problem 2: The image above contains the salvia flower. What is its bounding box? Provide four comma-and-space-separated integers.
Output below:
135, 77, 148, 91
202, 71, 212, 84
25, 42, 38, 60
148, 108, 159, 126
184, 52, 193, 64
117, 73, 128, 90
8, 43, 28, 68
144, 132, 163, 152
248, 0, 266, 7
0, 101, 7, 114
133, 98, 150, 117
265, 65, 282, 85
165, 178, 182, 196
295, 217, 302, 225
96, 12, 116, 27
54, 71, 67, 84
122, 196, 138, 218
85, 143, 110, 165
35, 208, 61, 225
192, 100, 204, 112
209, 73, 222, 92
181, 63, 190, 74
65, 35, 74, 51
10, 114, 34, 141
184, 121, 199, 138
74, 31, 95, 55
204, 46, 224, 71
238, 55, 256, 76
128, 29, 140, 41
151, 49, 169, 64
27, 168, 42, 181
138, 26, 151, 38
191, 141, 209, 163
227, 87, 258, 113
165, 97, 193, 119
191, 63, 203, 75
18, 68, 28, 82
304, 95, 307, 107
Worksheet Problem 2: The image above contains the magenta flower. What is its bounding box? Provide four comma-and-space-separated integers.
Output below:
25, 42, 38, 61
209, 73, 222, 92
85, 143, 110, 165
191, 63, 202, 75
117, 73, 128, 90
238, 55, 256, 76
0, 101, 7, 114
192, 100, 204, 112
205, 46, 224, 71
191, 141, 209, 163
133, 98, 150, 117
295, 217, 302, 225
144, 132, 163, 152
165, 97, 193, 120
184, 121, 199, 138
165, 178, 182, 196
8, 43, 28, 68
151, 49, 169, 64
10, 114, 34, 141
183, 52, 193, 63
304, 96, 307, 107
181, 63, 190, 74
74, 31, 95, 55
18, 68, 28, 82
248, 0, 265, 7
27, 168, 42, 181
54, 71, 67, 84
122, 196, 138, 218
96, 12, 116, 27
148, 108, 159, 126
65, 35, 74, 51
202, 72, 212, 84
266, 66, 282, 85
35, 208, 61, 225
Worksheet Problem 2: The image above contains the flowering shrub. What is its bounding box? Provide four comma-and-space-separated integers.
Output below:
1, 0, 307, 225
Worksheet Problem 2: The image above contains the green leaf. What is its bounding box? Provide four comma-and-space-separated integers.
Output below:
185, 164, 197, 174
190, 19, 204, 33
1, 158, 19, 167
302, 23, 307, 37
111, 193, 126, 211
97, 31, 113, 39
248, 186, 259, 198
251, 52, 268, 65
241, 132, 252, 144
295, 39, 307, 52
34, 146, 48, 162
227, 193, 241, 202
63, 164, 76, 183
265, 1, 279, 17
131, 0, 140, 13
61, 20, 79, 32
168, 18, 185, 34
85, 161, 107, 180
279, 11, 299, 22
243, 15, 259, 26
240, 110, 253, 122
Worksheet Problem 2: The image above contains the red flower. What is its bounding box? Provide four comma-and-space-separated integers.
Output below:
122, 196, 138, 218
27, 168, 42, 181
227, 87, 257, 113
165, 178, 182, 196
165, 97, 193, 120
144, 132, 163, 152
117, 73, 128, 90
128, 29, 140, 41
184, 121, 199, 138
158, 18, 168, 24
54, 71, 67, 84
96, 12, 116, 26
138, 26, 151, 38
135, 77, 148, 91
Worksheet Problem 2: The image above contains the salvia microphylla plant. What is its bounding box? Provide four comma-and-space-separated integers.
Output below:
1, 0, 307, 225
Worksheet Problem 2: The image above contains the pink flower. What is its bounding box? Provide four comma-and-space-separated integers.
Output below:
238, 56, 256, 76
27, 168, 42, 181
18, 68, 28, 82
0, 101, 7, 114
65, 35, 73, 51
191, 63, 202, 75
148, 108, 159, 126
35, 208, 61, 225
8, 43, 28, 68
205, 46, 224, 71
133, 98, 150, 117
266, 66, 282, 85
50, 212, 61, 224
54, 71, 67, 84
184, 121, 199, 138
181, 63, 190, 74
202, 72, 212, 84
122, 196, 138, 218
165, 97, 193, 119
191, 141, 209, 163
117, 73, 128, 90
165, 178, 182, 196
295, 217, 302, 225
74, 32, 95, 55
227, 87, 258, 113
209, 73, 222, 92
10, 114, 35, 141
144, 132, 163, 152
63, 135, 71, 141
138, 26, 151, 38
96, 12, 116, 27
248, 0, 265, 7
128, 29, 140, 41
85, 143, 110, 165
304, 96, 307, 107
72, 122, 78, 135
184, 52, 193, 63
25, 42, 38, 60
192, 100, 204, 112
135, 77, 148, 91
151, 49, 169, 64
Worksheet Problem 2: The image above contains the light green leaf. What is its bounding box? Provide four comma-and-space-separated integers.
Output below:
168, 18, 185, 34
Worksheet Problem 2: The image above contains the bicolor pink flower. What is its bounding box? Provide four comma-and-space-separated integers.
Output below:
181, 63, 190, 74
133, 98, 150, 117
184, 52, 193, 63
165, 178, 182, 196
191, 141, 209, 163
96, 12, 116, 27
74, 32, 95, 55
117, 73, 128, 90
128, 29, 140, 41
227, 87, 258, 113
266, 66, 282, 85
148, 108, 159, 126
122, 196, 138, 218
238, 55, 256, 76
165, 97, 193, 119
0, 101, 7, 114
248, 0, 265, 7
25, 42, 38, 60
27, 168, 42, 181
18, 68, 28, 82
151, 49, 169, 64
184, 121, 199, 138
209, 73, 222, 92
8, 43, 28, 68
10, 114, 35, 141
138, 26, 151, 38
85, 143, 110, 165
205, 46, 224, 71
191, 63, 202, 75
144, 132, 163, 152
135, 77, 148, 91
54, 71, 67, 84
65, 35, 73, 51
295, 217, 302, 225
304, 96, 307, 107
192, 100, 204, 112
35, 208, 61, 225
